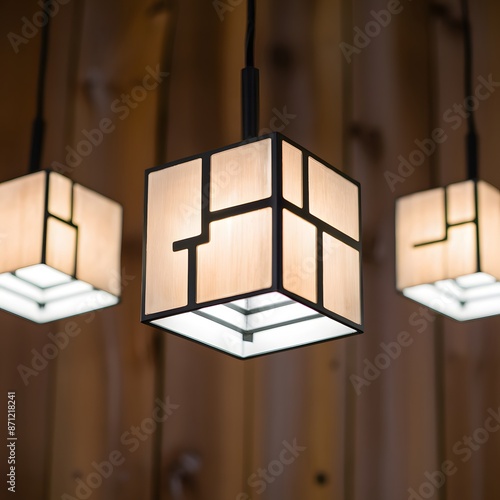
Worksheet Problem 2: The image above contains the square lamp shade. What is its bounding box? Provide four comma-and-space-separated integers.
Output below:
142, 133, 363, 358
396, 179, 500, 321
0, 170, 123, 323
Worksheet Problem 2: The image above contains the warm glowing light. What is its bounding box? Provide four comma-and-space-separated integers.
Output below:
396, 180, 500, 321
142, 133, 363, 358
0, 170, 123, 323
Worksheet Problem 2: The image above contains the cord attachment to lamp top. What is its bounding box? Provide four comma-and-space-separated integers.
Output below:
461, 0, 478, 180
29, 0, 51, 173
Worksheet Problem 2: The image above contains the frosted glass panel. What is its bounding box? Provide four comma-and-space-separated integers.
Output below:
73, 184, 123, 296
478, 181, 500, 279
309, 157, 359, 241
404, 275, 500, 322
46, 217, 77, 277
323, 233, 361, 324
446, 223, 477, 278
0, 267, 118, 324
210, 139, 272, 211
49, 172, 73, 221
282, 209, 316, 302
447, 180, 475, 225
282, 141, 303, 208
151, 292, 355, 358
397, 182, 491, 291
0, 171, 45, 274
396, 188, 446, 289
145, 160, 202, 314
197, 208, 273, 303
16, 264, 71, 288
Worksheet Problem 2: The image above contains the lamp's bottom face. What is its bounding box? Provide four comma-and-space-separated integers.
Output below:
402, 272, 500, 321
0, 264, 119, 323
150, 292, 357, 358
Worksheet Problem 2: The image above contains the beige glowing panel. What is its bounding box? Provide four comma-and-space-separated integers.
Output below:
210, 139, 272, 211
478, 181, 500, 279
447, 180, 475, 225
73, 184, 123, 296
446, 224, 476, 278
323, 233, 361, 324
0, 171, 45, 273
145, 160, 202, 314
396, 188, 446, 289
49, 172, 72, 221
197, 208, 273, 303
282, 209, 316, 302
46, 218, 77, 276
282, 142, 303, 208
309, 157, 359, 241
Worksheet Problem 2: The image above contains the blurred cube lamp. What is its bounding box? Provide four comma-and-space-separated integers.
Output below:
0, 170, 123, 323
396, 179, 500, 320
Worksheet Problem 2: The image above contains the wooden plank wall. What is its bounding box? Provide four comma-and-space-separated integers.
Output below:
1, 0, 500, 499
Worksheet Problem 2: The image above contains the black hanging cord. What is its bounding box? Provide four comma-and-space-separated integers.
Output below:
461, 0, 478, 179
245, 0, 255, 67
242, 0, 259, 139
29, 0, 51, 173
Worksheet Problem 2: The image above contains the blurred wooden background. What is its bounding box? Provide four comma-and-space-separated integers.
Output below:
1, 0, 500, 498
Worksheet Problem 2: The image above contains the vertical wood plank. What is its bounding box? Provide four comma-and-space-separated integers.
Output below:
351, 1, 441, 498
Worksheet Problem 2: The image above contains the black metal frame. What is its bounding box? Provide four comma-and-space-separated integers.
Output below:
40, 170, 80, 279
141, 132, 364, 356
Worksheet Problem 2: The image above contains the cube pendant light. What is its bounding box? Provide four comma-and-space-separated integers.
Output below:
141, 133, 363, 358
0, 7, 123, 324
0, 170, 123, 323
396, 179, 500, 321
396, 0, 500, 322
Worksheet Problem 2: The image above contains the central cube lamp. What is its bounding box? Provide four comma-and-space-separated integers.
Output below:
141, 133, 363, 358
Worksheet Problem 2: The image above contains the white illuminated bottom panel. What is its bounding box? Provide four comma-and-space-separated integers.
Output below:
403, 272, 500, 321
0, 264, 119, 323
151, 292, 356, 358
